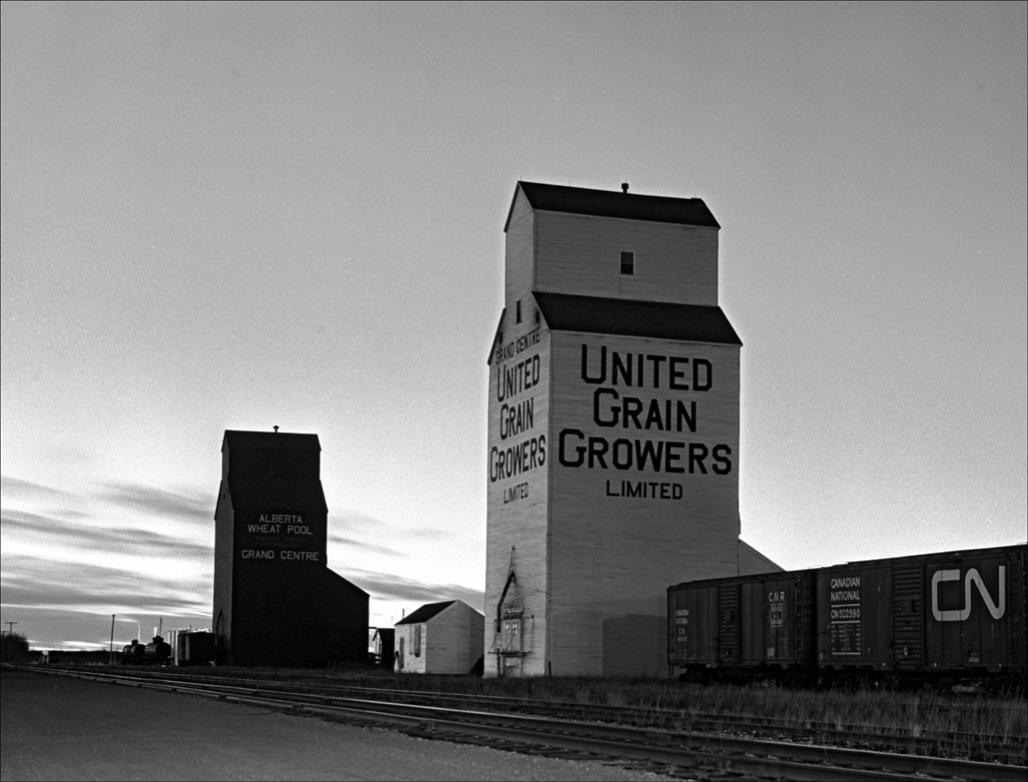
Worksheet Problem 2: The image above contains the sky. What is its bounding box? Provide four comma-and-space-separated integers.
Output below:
2, 1, 1025, 652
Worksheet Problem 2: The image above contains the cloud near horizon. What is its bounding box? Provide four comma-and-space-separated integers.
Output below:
99, 480, 216, 523
2, 475, 81, 502
336, 565, 485, 612
2, 473, 482, 647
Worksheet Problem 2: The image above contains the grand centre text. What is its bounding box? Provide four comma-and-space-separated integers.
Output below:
239, 512, 321, 562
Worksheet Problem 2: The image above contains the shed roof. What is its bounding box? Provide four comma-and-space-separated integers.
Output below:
317, 565, 370, 599
504, 181, 719, 232
533, 292, 742, 346
395, 600, 456, 625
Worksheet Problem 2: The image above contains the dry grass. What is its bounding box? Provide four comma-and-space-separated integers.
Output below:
393, 673, 1028, 747
178, 664, 1028, 754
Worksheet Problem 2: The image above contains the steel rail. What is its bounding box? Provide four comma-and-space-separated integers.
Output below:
14, 665, 1026, 781
51, 666, 1023, 764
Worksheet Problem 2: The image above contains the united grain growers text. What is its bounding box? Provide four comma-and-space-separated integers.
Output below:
558, 344, 733, 476
491, 329, 546, 485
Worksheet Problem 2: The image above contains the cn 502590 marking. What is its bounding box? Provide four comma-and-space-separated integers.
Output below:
667, 544, 1026, 690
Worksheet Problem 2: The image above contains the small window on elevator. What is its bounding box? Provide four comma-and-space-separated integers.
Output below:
620, 251, 635, 276
515, 299, 522, 324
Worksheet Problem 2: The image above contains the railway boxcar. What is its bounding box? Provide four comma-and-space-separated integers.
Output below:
817, 544, 1026, 689
668, 570, 817, 683
668, 543, 1026, 690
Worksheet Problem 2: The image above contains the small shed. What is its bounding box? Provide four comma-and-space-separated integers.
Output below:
394, 600, 484, 674
371, 628, 394, 668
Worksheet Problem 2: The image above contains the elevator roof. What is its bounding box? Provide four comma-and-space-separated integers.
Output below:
505, 181, 720, 232
533, 291, 742, 345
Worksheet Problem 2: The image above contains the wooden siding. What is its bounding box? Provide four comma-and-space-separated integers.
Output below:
485, 318, 552, 677
485, 325, 745, 677
546, 333, 742, 676
396, 602, 484, 675
504, 191, 536, 307
394, 623, 424, 674
533, 211, 718, 305
425, 601, 484, 674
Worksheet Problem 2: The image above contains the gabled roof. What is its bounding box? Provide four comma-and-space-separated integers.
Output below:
504, 181, 720, 232
221, 429, 327, 512
533, 292, 742, 346
395, 600, 456, 626
486, 308, 506, 366
223, 430, 321, 451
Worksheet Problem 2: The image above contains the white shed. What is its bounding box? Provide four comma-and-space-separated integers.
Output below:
394, 600, 484, 674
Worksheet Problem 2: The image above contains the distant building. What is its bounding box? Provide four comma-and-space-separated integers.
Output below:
371, 627, 394, 668
212, 429, 368, 666
485, 181, 778, 678
394, 600, 484, 674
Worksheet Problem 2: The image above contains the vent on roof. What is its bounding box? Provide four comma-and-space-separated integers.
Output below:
621, 182, 629, 193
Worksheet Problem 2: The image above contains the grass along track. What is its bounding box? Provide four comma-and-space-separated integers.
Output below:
42, 664, 1024, 765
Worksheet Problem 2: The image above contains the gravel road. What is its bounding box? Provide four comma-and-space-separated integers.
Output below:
1, 669, 677, 781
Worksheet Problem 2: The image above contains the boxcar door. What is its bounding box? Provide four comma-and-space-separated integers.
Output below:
668, 583, 719, 666
891, 564, 925, 671
718, 582, 742, 666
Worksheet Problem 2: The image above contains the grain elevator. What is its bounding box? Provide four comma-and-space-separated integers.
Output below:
485, 182, 776, 677
213, 429, 368, 666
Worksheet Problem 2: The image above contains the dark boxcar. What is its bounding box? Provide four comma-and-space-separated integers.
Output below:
739, 571, 816, 672
817, 544, 1026, 687
816, 560, 894, 672
922, 545, 1025, 676
668, 579, 720, 670
668, 570, 816, 682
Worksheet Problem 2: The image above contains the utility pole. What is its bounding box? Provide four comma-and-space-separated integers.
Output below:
109, 615, 116, 665
2, 622, 16, 663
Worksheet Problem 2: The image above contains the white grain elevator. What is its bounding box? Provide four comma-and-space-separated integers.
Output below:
484, 181, 776, 678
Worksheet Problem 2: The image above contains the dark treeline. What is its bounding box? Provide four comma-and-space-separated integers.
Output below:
1, 632, 30, 662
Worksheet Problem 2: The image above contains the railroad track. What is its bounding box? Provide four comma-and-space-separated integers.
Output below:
40, 667, 1023, 764
12, 665, 1026, 781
